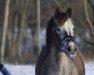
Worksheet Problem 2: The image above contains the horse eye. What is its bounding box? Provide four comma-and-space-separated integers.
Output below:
64, 31, 68, 36
55, 27, 60, 31
74, 36, 76, 38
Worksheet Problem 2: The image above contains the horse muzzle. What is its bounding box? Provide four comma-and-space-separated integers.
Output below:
66, 42, 77, 58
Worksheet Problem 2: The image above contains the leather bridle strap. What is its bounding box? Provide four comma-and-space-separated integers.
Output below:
52, 26, 75, 53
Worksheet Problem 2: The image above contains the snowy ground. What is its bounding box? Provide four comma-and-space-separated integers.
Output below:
0, 62, 94, 75
5, 64, 35, 75
85, 62, 94, 75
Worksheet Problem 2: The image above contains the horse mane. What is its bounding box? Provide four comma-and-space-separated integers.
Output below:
46, 16, 54, 49
35, 17, 55, 75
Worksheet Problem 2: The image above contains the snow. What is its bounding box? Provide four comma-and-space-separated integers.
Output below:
0, 62, 93, 75
85, 62, 94, 75
4, 64, 35, 75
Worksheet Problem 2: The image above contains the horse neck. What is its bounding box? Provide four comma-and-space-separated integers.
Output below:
48, 43, 59, 62
49, 43, 71, 66
46, 17, 55, 50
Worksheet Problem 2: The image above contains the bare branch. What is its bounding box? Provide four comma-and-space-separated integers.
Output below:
84, 0, 94, 38
87, 0, 94, 24
87, 0, 94, 8
79, 34, 94, 47
82, 38, 94, 46
53, 0, 64, 10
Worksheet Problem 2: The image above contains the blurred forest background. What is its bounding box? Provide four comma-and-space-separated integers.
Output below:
0, 0, 94, 64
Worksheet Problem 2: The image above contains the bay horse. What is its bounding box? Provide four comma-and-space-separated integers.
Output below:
35, 8, 85, 75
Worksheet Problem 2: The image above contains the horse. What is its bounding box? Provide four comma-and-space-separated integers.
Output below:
35, 7, 85, 75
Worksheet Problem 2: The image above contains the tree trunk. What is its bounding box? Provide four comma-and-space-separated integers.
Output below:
37, 0, 41, 54
17, 0, 29, 63
18, 12, 27, 63
82, 0, 94, 46
0, 0, 10, 63
84, 0, 94, 38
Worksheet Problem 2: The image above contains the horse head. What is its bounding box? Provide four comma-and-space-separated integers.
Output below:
50, 8, 77, 58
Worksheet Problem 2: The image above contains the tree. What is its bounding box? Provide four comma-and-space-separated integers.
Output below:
37, 0, 41, 54
0, 0, 10, 63
82, 0, 94, 47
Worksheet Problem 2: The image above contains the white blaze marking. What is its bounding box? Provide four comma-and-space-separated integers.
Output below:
60, 18, 76, 53
60, 18, 74, 36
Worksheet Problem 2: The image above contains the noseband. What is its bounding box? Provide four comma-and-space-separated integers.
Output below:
52, 16, 75, 54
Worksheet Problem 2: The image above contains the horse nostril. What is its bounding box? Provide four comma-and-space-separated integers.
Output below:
67, 46, 71, 52
72, 45, 77, 51
74, 46, 77, 51
67, 45, 77, 53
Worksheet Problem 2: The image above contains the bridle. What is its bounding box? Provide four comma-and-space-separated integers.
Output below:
52, 16, 75, 54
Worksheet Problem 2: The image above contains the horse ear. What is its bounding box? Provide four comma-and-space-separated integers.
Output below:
55, 8, 60, 15
66, 7, 72, 18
